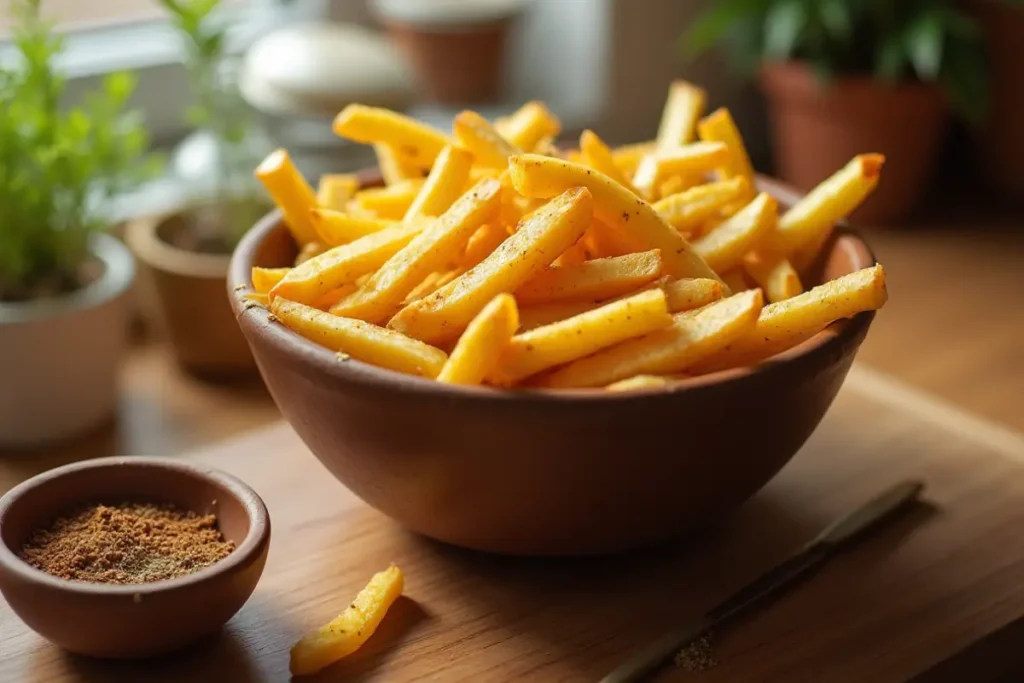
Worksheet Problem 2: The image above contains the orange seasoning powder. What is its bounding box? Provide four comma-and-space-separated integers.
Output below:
20, 502, 235, 585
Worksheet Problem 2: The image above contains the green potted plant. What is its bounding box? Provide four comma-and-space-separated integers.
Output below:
686, 0, 988, 223
127, 0, 268, 376
0, 0, 155, 447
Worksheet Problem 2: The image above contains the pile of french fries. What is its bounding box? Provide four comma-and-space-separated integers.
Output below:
252, 81, 888, 390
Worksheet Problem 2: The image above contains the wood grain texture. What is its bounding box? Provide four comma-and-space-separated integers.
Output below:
3, 367, 1024, 683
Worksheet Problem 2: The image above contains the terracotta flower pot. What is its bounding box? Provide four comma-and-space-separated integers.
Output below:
126, 212, 255, 377
760, 62, 949, 225
0, 233, 134, 447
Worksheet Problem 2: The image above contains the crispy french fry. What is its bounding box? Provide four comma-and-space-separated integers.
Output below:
542, 289, 763, 388
697, 108, 756, 196
517, 299, 596, 332
437, 294, 519, 385
332, 179, 502, 324
720, 267, 753, 293
632, 141, 729, 199
581, 219, 643, 258
404, 145, 474, 221
508, 155, 724, 285
790, 226, 833, 274
656, 80, 707, 151
770, 154, 884, 253
692, 192, 778, 272
579, 129, 637, 192
693, 265, 887, 372
611, 140, 657, 177
653, 177, 750, 233
244, 291, 269, 306
462, 223, 508, 268
251, 267, 290, 294
389, 187, 593, 344
255, 148, 319, 246
403, 271, 447, 305
533, 136, 563, 158
310, 209, 394, 246
744, 252, 803, 303
271, 300, 446, 378
553, 241, 590, 267
349, 180, 425, 220
374, 143, 423, 185
453, 110, 522, 168
493, 289, 672, 386
657, 174, 703, 200
316, 282, 360, 310
316, 174, 360, 211
606, 374, 673, 391
271, 222, 424, 305
333, 104, 452, 169
494, 101, 562, 151
290, 565, 405, 676
664, 277, 723, 312
295, 241, 325, 266
516, 250, 663, 305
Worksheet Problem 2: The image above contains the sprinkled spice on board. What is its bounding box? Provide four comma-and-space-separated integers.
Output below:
20, 502, 235, 585
674, 633, 718, 671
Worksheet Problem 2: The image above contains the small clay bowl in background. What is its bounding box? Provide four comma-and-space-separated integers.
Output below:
0, 457, 270, 658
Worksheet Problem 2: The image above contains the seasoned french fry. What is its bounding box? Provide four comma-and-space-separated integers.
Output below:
692, 265, 887, 372
316, 282, 360, 310
720, 267, 753, 293
374, 143, 423, 185
698, 108, 757, 196
492, 289, 672, 386
770, 154, 884, 253
744, 252, 803, 302
664, 277, 723, 312
656, 80, 707, 151
271, 222, 424, 305
462, 223, 509, 268
632, 141, 729, 199
606, 375, 672, 391
271, 300, 446, 378
349, 180, 425, 220
389, 187, 593, 344
508, 155, 724, 285
295, 241, 325, 266
404, 145, 474, 221
290, 565, 405, 676
316, 173, 360, 211
790, 226, 833, 274
581, 219, 643, 258
553, 241, 590, 267
579, 129, 637, 193
331, 179, 502, 324
333, 104, 452, 168
657, 174, 702, 200
516, 250, 663, 305
244, 291, 269, 306
494, 101, 562, 151
255, 148, 319, 246
652, 177, 750, 233
517, 299, 596, 332
611, 140, 657, 177
310, 209, 394, 246
692, 192, 778, 272
437, 294, 519, 385
251, 267, 290, 294
403, 271, 447, 305
533, 136, 563, 158
542, 289, 763, 388
453, 110, 522, 168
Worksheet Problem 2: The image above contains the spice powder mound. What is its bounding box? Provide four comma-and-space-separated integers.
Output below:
19, 502, 236, 585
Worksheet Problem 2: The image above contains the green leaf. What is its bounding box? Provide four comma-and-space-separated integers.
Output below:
763, 0, 807, 60
683, 0, 767, 59
904, 10, 944, 82
820, 0, 852, 43
875, 34, 907, 82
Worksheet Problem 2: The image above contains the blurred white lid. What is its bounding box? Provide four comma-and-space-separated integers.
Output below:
240, 23, 415, 118
370, 0, 530, 28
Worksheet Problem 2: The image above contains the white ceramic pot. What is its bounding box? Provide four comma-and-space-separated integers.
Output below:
0, 233, 135, 447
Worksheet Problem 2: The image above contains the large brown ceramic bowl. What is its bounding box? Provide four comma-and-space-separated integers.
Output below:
228, 175, 876, 556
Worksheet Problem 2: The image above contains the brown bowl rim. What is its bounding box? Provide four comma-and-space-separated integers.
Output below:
229, 172, 876, 402
0, 457, 270, 596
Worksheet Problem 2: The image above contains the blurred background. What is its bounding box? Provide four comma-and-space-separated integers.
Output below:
0, 0, 1022, 462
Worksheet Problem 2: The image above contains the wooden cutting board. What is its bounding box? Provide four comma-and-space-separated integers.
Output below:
4, 366, 1024, 683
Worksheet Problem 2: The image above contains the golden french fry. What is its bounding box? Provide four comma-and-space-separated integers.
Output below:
744, 252, 803, 302
664, 277, 723, 312
606, 374, 673, 391
271, 222, 423, 305
533, 136, 563, 158
255, 148, 319, 246
657, 174, 703, 200
316, 282, 361, 310
656, 80, 708, 151
244, 291, 269, 306
579, 129, 637, 193
290, 565, 405, 676
552, 241, 590, 267
310, 209, 394, 246
494, 101, 561, 151
403, 271, 447, 305
516, 250, 663, 305
251, 267, 290, 294
332, 179, 502, 324
632, 141, 729, 199
581, 219, 643, 258
295, 241, 325, 266
453, 110, 522, 168
517, 299, 597, 332
374, 143, 423, 185
697, 108, 756, 196
652, 177, 750, 233
542, 289, 763, 388
611, 140, 657, 177
437, 294, 519, 385
462, 223, 508, 268
389, 187, 593, 344
316, 173, 360, 211
770, 154, 885, 253
790, 227, 833, 274
692, 192, 778, 272
404, 145, 474, 221
333, 104, 452, 169
720, 267, 752, 293
349, 180, 425, 220
508, 155, 724, 285
271, 300, 446, 378
693, 265, 887, 372
493, 289, 672, 386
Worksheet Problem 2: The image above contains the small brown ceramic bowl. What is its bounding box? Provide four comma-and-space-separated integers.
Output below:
0, 457, 270, 658
228, 174, 876, 556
